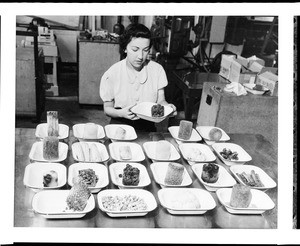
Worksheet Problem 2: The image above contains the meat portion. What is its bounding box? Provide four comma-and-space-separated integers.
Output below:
201, 163, 219, 183
66, 177, 91, 211
78, 168, 99, 187
121, 164, 140, 186
151, 104, 164, 117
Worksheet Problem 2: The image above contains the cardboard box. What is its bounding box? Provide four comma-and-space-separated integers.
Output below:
228, 59, 242, 83
197, 82, 278, 147
261, 66, 278, 75
248, 61, 264, 73
219, 55, 235, 80
239, 72, 257, 84
247, 55, 265, 67
219, 55, 258, 84
236, 55, 249, 68
256, 71, 278, 96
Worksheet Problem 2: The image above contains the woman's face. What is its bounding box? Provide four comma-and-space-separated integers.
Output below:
125, 37, 150, 71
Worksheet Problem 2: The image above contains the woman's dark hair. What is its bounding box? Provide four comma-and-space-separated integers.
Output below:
119, 23, 152, 58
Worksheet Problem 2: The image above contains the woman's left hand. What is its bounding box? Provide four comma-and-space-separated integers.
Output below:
167, 103, 177, 117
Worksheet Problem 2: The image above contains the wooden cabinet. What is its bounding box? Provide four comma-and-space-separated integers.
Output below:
78, 39, 120, 105
16, 46, 45, 119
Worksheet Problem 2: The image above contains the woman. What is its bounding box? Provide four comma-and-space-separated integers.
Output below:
100, 23, 176, 131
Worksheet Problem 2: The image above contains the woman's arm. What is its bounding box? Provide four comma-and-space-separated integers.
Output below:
103, 101, 139, 120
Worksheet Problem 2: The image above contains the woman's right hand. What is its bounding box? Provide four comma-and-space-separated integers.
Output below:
119, 104, 140, 120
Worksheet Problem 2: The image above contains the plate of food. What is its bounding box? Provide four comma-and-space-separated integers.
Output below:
73, 123, 105, 141
168, 122, 202, 143
150, 162, 192, 188
97, 189, 157, 217
68, 162, 109, 193
109, 162, 151, 189
32, 188, 95, 219
108, 142, 145, 162
192, 163, 236, 192
216, 184, 275, 214
143, 140, 180, 162
243, 83, 269, 95
72, 142, 109, 163
104, 124, 137, 141
157, 188, 216, 215
130, 102, 173, 123
230, 165, 276, 190
29, 139, 68, 163
211, 142, 252, 166
179, 143, 216, 164
23, 162, 67, 192
196, 126, 230, 145
35, 123, 69, 140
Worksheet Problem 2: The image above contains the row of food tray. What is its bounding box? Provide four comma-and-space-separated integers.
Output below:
24, 122, 276, 219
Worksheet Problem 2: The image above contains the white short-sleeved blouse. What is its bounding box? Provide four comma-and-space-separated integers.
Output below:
100, 58, 168, 108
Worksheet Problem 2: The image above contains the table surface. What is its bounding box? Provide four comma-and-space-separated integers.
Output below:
15, 128, 277, 229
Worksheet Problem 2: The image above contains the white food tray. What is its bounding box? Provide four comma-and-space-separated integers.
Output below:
168, 126, 202, 142
35, 123, 69, 140
109, 162, 151, 189
216, 187, 275, 214
68, 162, 109, 193
142, 141, 180, 162
72, 123, 105, 141
212, 142, 252, 166
104, 124, 137, 141
230, 164, 276, 190
97, 189, 157, 217
157, 188, 216, 215
108, 142, 145, 162
32, 190, 95, 219
150, 162, 192, 188
191, 163, 236, 192
179, 143, 216, 164
130, 102, 173, 123
71, 142, 109, 163
23, 162, 67, 192
29, 141, 68, 163
196, 126, 230, 145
